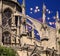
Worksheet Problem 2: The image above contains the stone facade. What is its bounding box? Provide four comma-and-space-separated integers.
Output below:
0, 0, 60, 56
0, 0, 22, 45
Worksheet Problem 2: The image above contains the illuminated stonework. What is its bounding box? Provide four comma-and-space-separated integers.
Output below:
0, 0, 60, 56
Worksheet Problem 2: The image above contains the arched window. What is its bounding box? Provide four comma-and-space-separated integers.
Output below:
2, 31, 11, 44
2, 8, 12, 26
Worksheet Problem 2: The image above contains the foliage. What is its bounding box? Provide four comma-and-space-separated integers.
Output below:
58, 41, 60, 45
58, 29, 60, 34
0, 46, 16, 56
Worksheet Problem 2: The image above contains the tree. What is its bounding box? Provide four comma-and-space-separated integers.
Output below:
58, 29, 60, 34
0, 46, 16, 56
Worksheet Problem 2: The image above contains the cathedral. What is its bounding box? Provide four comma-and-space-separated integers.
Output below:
0, 0, 60, 56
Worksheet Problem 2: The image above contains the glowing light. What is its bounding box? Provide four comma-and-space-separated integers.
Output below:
36, 6, 39, 9
47, 17, 50, 20
46, 9, 49, 12
53, 16, 56, 19
48, 11, 51, 14
34, 9, 38, 13
49, 22, 52, 25
30, 12, 32, 14
30, 8, 33, 11
38, 9, 40, 12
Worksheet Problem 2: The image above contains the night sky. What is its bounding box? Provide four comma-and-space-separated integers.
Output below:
18, 0, 60, 28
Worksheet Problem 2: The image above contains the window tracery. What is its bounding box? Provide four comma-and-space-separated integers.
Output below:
2, 8, 12, 26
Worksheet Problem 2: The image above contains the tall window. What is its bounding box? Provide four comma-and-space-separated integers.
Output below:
2, 31, 11, 44
15, 16, 21, 27
2, 8, 12, 26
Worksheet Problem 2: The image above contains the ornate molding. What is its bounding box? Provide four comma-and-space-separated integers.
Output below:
3, 24, 11, 32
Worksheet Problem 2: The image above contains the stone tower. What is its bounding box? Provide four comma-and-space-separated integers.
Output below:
55, 11, 60, 40
0, 0, 22, 45
20, 0, 26, 34
42, 4, 46, 24
55, 11, 60, 54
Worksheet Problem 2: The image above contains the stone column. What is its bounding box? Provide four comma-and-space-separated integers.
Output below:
0, 0, 3, 45
20, 21, 25, 34
16, 16, 20, 45
11, 14, 15, 26
32, 28, 34, 39
11, 4, 16, 26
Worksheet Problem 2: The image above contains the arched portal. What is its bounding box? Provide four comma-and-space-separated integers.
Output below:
2, 31, 11, 45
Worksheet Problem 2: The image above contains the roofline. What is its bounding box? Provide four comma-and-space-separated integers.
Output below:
27, 15, 56, 30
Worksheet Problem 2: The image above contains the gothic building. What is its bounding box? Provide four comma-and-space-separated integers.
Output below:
0, 0, 22, 45
0, 0, 60, 56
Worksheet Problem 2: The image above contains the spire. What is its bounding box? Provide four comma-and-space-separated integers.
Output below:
56, 11, 59, 21
43, 3, 46, 11
22, 0, 25, 7
22, 0, 25, 16
55, 11, 60, 29
42, 3, 46, 24
21, 0, 26, 33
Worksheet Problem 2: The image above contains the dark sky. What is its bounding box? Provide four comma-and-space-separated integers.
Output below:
18, 0, 60, 28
